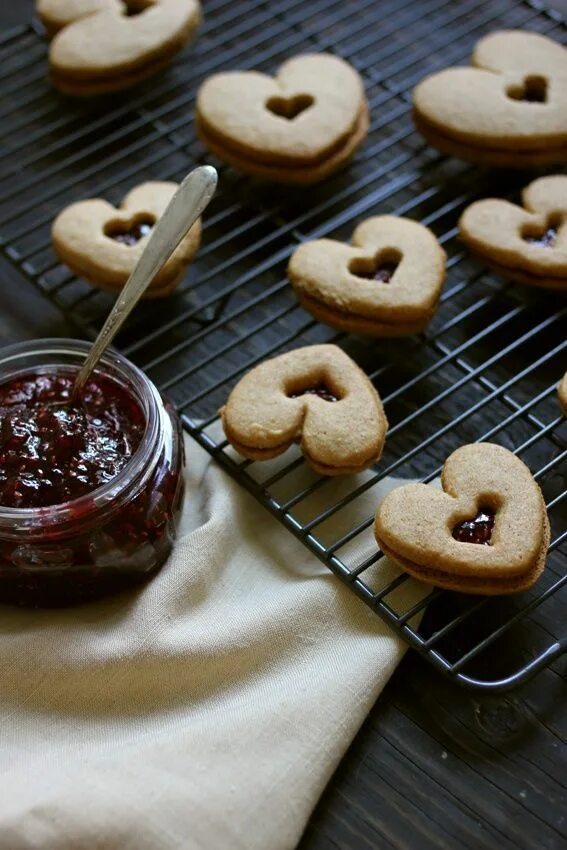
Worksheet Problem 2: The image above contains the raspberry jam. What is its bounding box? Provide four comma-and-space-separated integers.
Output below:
525, 227, 557, 249
452, 508, 495, 545
0, 340, 185, 607
290, 384, 339, 402
0, 373, 145, 509
107, 217, 154, 246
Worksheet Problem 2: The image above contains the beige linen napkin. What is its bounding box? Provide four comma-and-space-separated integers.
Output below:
0, 436, 425, 850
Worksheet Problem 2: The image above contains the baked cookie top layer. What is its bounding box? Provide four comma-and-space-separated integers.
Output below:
196, 53, 366, 166
37, 0, 117, 35
375, 442, 547, 579
288, 215, 446, 323
459, 175, 567, 277
413, 30, 567, 150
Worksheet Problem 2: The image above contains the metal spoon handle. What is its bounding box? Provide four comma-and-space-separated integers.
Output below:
73, 164, 218, 396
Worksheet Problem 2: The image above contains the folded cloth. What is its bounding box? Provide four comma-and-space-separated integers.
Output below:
0, 436, 426, 850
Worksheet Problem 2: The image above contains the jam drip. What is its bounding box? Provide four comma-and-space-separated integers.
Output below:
0, 373, 145, 509
452, 508, 495, 545
524, 227, 557, 249
290, 384, 339, 402
106, 217, 154, 246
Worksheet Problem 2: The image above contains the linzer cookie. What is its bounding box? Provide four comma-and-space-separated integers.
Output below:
375, 443, 549, 595
459, 175, 567, 290
413, 30, 567, 167
559, 372, 567, 415
38, 0, 201, 95
196, 54, 368, 184
220, 344, 387, 475
288, 216, 446, 336
52, 181, 201, 297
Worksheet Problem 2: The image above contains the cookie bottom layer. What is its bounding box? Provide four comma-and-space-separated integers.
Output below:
414, 113, 567, 167
197, 105, 369, 185
52, 249, 185, 299
51, 53, 176, 96
221, 413, 384, 476
470, 255, 567, 291
294, 290, 433, 337
376, 510, 549, 596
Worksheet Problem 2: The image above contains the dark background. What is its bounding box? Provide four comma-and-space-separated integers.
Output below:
1, 2, 566, 848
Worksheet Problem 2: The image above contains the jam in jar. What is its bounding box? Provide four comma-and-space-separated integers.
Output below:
0, 340, 185, 607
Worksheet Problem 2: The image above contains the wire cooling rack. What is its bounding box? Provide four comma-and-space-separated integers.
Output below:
0, 0, 565, 691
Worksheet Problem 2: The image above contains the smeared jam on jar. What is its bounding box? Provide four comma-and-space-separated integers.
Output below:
0, 372, 144, 509
290, 384, 339, 402
106, 217, 154, 246
524, 227, 557, 249
452, 508, 495, 545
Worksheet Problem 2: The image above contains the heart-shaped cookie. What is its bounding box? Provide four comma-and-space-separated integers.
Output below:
375, 443, 549, 595
221, 344, 387, 476
288, 216, 446, 336
459, 175, 567, 290
52, 181, 201, 297
413, 30, 567, 166
40, 0, 201, 95
196, 54, 368, 184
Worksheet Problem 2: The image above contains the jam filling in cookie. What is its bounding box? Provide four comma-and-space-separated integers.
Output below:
524, 227, 558, 249
289, 384, 339, 402
105, 216, 154, 246
350, 259, 399, 284
0, 371, 145, 509
452, 508, 495, 545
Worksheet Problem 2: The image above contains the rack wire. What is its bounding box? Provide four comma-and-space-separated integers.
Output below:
0, 0, 565, 691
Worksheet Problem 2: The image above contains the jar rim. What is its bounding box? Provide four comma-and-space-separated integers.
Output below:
0, 338, 162, 528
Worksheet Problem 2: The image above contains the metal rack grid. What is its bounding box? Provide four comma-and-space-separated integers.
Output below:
0, 0, 565, 691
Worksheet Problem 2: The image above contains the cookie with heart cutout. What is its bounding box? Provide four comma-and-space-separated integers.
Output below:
459, 175, 567, 290
288, 216, 446, 336
374, 442, 549, 595
220, 344, 388, 476
196, 53, 368, 184
559, 372, 567, 415
52, 181, 201, 297
39, 0, 201, 95
413, 30, 567, 167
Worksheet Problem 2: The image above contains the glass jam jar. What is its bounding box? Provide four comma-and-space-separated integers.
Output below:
0, 339, 185, 607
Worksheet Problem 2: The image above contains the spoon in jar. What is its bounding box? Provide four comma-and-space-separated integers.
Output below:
71, 164, 218, 400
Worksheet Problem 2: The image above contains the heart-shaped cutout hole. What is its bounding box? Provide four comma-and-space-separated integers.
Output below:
265, 93, 314, 120
506, 74, 548, 103
348, 248, 402, 283
104, 214, 155, 246
288, 383, 340, 402
522, 213, 562, 248
452, 506, 496, 545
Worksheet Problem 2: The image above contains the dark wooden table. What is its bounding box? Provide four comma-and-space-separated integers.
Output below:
1, 4, 566, 849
